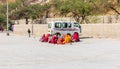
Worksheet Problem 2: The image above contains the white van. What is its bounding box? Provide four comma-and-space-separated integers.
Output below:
47, 20, 81, 36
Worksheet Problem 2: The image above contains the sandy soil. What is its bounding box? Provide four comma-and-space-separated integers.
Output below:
0, 33, 120, 69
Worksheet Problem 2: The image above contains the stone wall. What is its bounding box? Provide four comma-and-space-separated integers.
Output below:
13, 24, 48, 36
14, 24, 120, 38
81, 24, 120, 38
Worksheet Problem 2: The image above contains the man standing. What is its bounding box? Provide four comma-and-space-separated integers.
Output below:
27, 29, 31, 37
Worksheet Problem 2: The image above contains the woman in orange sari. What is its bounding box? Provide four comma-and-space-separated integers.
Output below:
57, 35, 64, 44
63, 33, 72, 44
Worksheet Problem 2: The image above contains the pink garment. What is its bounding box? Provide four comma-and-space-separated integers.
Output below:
51, 35, 57, 44
72, 32, 79, 42
45, 34, 50, 42
39, 34, 45, 42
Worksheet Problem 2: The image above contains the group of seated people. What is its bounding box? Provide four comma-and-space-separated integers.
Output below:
39, 32, 80, 44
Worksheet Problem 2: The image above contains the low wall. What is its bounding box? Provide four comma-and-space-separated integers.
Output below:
81, 24, 120, 38
14, 24, 120, 38
13, 24, 48, 36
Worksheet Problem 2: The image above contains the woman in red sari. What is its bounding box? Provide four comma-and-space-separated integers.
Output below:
39, 34, 45, 42
45, 34, 50, 42
72, 32, 79, 42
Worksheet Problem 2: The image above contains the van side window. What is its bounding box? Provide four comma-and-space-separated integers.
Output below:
55, 22, 61, 28
48, 23, 51, 28
62, 22, 67, 28
68, 23, 71, 28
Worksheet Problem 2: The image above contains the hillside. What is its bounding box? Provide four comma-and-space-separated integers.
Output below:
0, 0, 120, 15
1, 0, 120, 24
0, 0, 50, 4
0, 0, 16, 3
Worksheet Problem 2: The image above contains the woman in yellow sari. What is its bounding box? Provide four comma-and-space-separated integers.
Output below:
63, 33, 72, 44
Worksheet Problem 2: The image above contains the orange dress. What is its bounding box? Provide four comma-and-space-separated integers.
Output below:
57, 38, 64, 44
63, 35, 71, 44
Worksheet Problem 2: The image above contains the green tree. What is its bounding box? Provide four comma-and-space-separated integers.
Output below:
0, 14, 6, 26
53, 0, 93, 23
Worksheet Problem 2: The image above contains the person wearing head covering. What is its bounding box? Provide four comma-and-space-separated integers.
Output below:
48, 34, 52, 43
57, 34, 64, 44
51, 34, 58, 44
39, 34, 45, 42
72, 32, 79, 42
45, 34, 50, 42
63, 33, 72, 44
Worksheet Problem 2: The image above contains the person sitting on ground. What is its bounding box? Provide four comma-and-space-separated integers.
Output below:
51, 34, 58, 44
63, 33, 72, 44
48, 34, 52, 43
72, 32, 79, 42
39, 34, 45, 42
57, 37, 64, 44
57, 34, 64, 44
45, 34, 50, 42
51, 35, 56, 44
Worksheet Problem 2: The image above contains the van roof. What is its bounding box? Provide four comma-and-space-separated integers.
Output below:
47, 21, 77, 23
47, 18, 76, 23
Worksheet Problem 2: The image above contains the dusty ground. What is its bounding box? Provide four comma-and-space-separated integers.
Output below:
0, 33, 120, 69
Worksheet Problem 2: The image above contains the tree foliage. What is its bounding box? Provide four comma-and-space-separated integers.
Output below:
1, 0, 120, 26
53, 0, 93, 23
52, 0, 120, 23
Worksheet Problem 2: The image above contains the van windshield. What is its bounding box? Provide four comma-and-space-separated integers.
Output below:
74, 22, 80, 27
